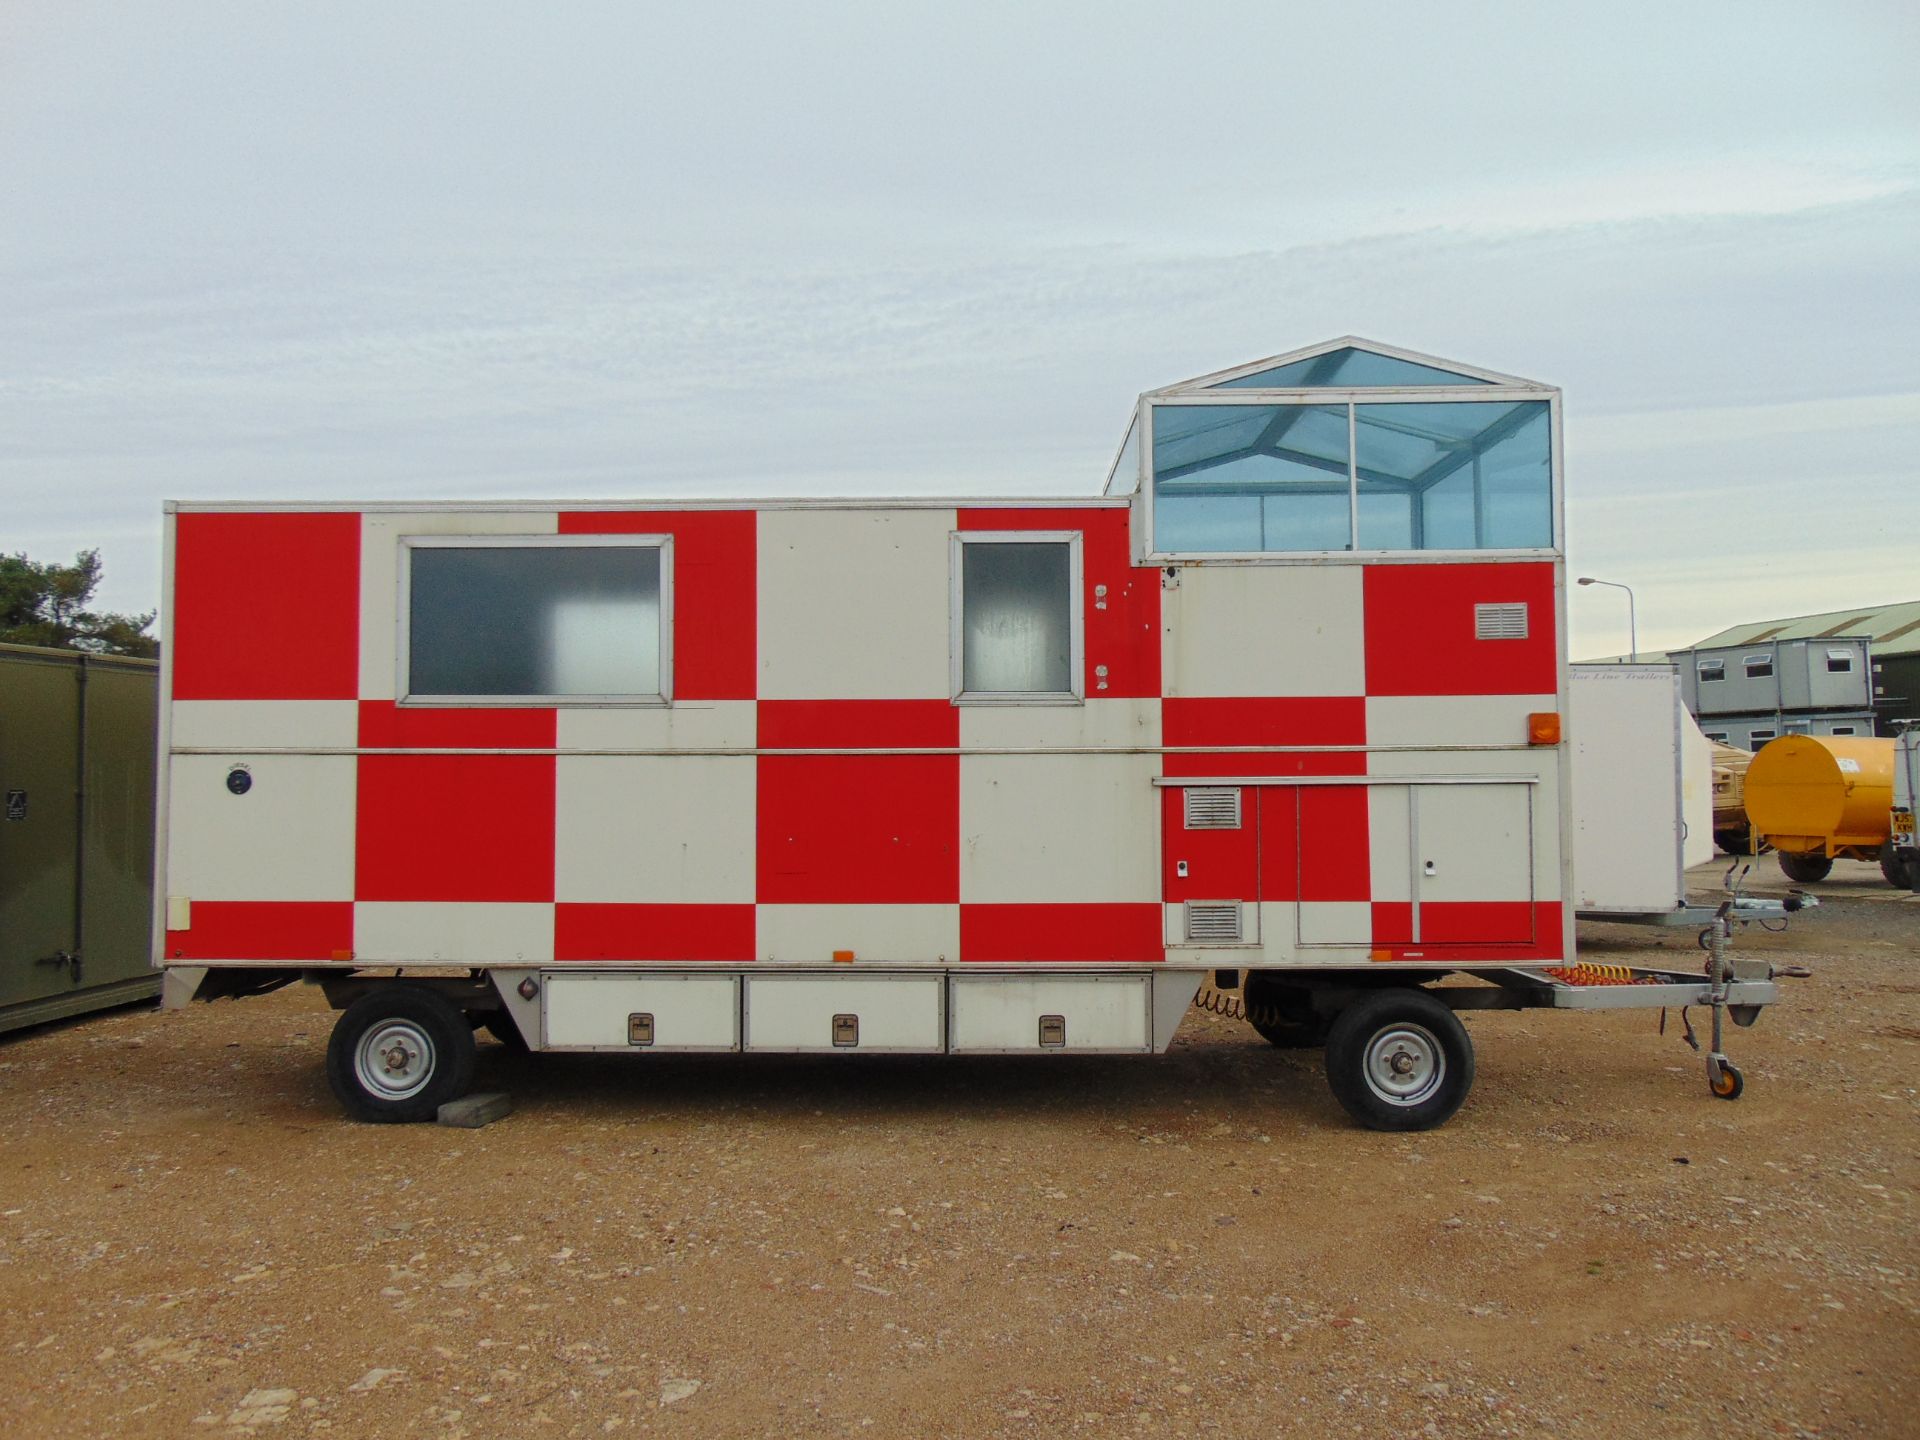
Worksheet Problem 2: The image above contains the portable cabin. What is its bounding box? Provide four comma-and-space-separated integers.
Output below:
1, 643, 160, 1033
156, 338, 1784, 1128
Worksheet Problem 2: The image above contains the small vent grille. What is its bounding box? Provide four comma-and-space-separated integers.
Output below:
1184, 901, 1243, 943
1183, 787, 1241, 829
1475, 602, 1529, 640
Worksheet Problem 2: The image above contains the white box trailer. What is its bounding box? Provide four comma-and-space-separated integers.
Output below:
1569, 663, 1714, 917
155, 339, 1791, 1129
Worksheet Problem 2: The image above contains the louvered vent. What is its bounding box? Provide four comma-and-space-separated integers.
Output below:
1184, 901, 1243, 943
1475, 602, 1529, 640
1183, 787, 1241, 829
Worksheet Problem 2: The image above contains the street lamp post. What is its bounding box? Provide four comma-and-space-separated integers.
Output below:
1577, 576, 1637, 662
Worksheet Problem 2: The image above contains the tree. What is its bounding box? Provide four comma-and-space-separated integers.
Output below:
0, 549, 157, 657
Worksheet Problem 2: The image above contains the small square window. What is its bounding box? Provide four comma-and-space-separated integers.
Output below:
1703, 732, 1729, 743
1697, 659, 1725, 682
1826, 649, 1854, 673
1830, 725, 1857, 736
952, 532, 1083, 703
402, 536, 671, 703
1749, 729, 1776, 743
1744, 654, 1774, 679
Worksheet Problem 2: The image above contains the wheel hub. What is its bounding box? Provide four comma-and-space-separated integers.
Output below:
354, 1020, 437, 1101
1362, 1023, 1445, 1107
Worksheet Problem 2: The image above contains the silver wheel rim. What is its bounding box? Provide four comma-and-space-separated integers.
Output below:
354, 1020, 436, 1102
1362, 1022, 1445, 1107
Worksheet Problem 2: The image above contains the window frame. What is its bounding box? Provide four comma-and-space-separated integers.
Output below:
1697, 659, 1726, 683
396, 533, 675, 708
1830, 725, 1858, 736
948, 529, 1085, 706
1138, 388, 1561, 563
1825, 649, 1854, 673
1748, 729, 1777, 743
1743, 653, 1775, 679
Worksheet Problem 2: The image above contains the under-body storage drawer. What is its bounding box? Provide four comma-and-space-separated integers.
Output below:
948, 974, 1152, 1053
743, 974, 944, 1052
541, 973, 740, 1051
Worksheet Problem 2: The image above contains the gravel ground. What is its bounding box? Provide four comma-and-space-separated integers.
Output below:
1, 896, 1914, 1439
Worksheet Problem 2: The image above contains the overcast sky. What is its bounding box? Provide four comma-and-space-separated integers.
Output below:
4, 1, 1916, 657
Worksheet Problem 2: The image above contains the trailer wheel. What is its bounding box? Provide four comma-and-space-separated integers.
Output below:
326, 986, 477, 1123
1709, 1061, 1744, 1100
1777, 851, 1832, 884
1323, 990, 1474, 1132
1879, 848, 1915, 890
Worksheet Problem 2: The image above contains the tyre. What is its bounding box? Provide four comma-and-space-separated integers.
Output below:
1243, 976, 1331, 1049
1713, 828, 1751, 857
480, 1010, 531, 1053
1879, 848, 1916, 890
1323, 989, 1475, 1132
1709, 1061, 1744, 1101
1777, 851, 1832, 884
326, 985, 478, 1123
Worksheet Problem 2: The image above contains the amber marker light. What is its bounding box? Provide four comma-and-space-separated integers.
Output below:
1528, 712, 1562, 745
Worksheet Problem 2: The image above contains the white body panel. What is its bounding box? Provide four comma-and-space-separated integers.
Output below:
960, 752, 1160, 903
355, 901, 555, 963
1568, 665, 1687, 913
757, 509, 956, 700
743, 974, 945, 1052
555, 755, 756, 903
166, 754, 356, 901
542, 973, 740, 1051
1161, 566, 1366, 698
948, 974, 1152, 1052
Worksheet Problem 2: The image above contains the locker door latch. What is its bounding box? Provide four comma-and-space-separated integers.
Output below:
36, 950, 82, 984
1423, 860, 1437, 876
832, 1014, 860, 1047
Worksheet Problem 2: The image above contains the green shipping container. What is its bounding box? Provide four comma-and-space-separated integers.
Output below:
0, 642, 161, 1033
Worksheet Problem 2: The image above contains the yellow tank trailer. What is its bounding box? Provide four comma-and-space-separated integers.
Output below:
1744, 735, 1902, 885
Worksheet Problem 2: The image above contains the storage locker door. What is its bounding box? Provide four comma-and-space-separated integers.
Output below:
1163, 785, 1258, 947
1412, 784, 1535, 944
0, 658, 81, 1010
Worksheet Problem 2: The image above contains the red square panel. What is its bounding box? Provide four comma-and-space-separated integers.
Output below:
957, 507, 1160, 697
960, 903, 1164, 962
1162, 698, 1366, 777
165, 900, 354, 962
554, 904, 755, 962
558, 510, 756, 699
1363, 562, 1557, 696
1421, 901, 1537, 946
1257, 787, 1301, 901
757, 754, 958, 903
1161, 786, 1258, 902
1370, 901, 1414, 946
758, 699, 957, 749
1297, 786, 1370, 901
172, 512, 361, 700
356, 754, 555, 902
359, 700, 556, 749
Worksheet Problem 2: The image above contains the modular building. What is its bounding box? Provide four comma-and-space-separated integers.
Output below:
1674, 599, 1920, 741
1670, 635, 1876, 750
1, 643, 160, 1033
155, 338, 1786, 1129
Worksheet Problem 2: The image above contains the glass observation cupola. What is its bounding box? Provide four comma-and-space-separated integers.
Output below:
1104, 337, 1560, 560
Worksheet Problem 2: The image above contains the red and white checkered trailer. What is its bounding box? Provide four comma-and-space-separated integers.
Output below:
154, 339, 1784, 1129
